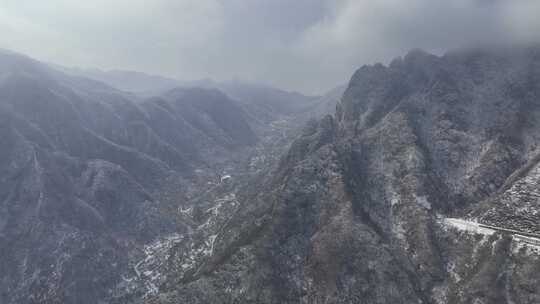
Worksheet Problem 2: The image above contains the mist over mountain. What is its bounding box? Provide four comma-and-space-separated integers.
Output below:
2, 1, 540, 304
99, 45, 540, 304
0, 48, 346, 303
59, 65, 342, 123
0, 50, 260, 303
57, 66, 181, 94
3, 43, 540, 304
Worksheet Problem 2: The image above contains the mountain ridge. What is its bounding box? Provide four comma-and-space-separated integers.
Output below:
128, 45, 540, 304
2, 46, 540, 303
0, 49, 265, 304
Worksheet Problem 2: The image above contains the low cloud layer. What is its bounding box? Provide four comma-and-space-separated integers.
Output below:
1, 0, 539, 93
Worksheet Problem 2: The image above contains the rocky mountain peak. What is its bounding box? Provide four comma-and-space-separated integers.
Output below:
129, 46, 540, 304
2, 44, 540, 304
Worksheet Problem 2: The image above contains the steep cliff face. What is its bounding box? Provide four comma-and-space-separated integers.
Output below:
3, 46, 540, 303
143, 46, 540, 304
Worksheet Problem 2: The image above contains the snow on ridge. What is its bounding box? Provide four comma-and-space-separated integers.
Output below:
442, 218, 495, 236
442, 217, 540, 255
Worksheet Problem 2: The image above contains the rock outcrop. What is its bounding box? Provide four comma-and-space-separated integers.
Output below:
139, 46, 540, 304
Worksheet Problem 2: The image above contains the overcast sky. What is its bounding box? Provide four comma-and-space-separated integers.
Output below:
1, 0, 540, 94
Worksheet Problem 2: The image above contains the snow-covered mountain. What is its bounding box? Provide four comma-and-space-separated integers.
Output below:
3, 45, 540, 304
115, 46, 540, 304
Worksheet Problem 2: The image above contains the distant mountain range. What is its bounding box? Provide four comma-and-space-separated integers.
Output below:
5, 45, 540, 304
0, 49, 344, 304
114, 46, 540, 304
58, 65, 343, 118
0, 50, 262, 303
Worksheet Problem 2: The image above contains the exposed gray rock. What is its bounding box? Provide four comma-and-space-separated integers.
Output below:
136, 46, 540, 304
4, 45, 540, 304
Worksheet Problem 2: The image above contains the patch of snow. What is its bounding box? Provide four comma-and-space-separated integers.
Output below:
442, 218, 495, 236
392, 221, 407, 241
432, 284, 448, 304
179, 206, 193, 215
447, 262, 461, 283
204, 234, 218, 256
127, 233, 184, 296
416, 195, 431, 210
512, 235, 540, 254
143, 281, 159, 298
491, 234, 503, 256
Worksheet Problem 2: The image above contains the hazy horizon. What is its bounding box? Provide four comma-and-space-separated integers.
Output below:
2, 0, 540, 94
4, 2, 540, 304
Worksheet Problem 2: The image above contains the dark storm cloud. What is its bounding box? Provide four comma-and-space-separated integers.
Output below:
0, 0, 539, 94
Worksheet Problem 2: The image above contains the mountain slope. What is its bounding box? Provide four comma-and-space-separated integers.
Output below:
57, 66, 180, 95
139, 46, 540, 304
0, 51, 260, 304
